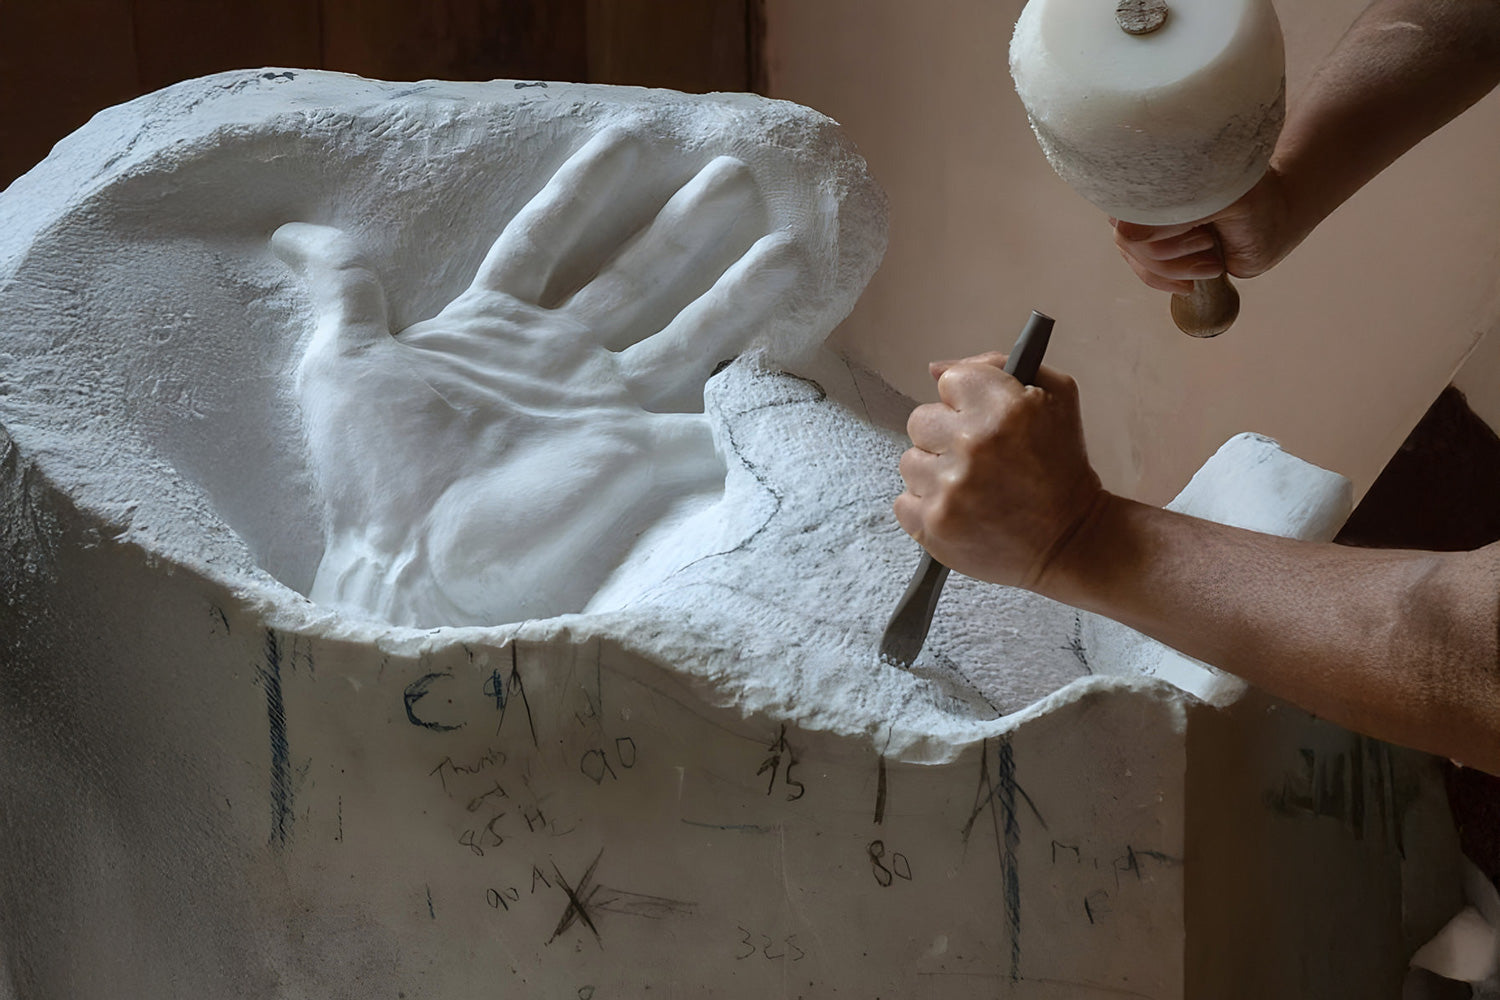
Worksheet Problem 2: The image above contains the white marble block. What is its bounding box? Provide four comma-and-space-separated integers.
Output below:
0, 71, 1462, 999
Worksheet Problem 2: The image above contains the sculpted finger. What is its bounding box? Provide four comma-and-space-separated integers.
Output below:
615, 231, 799, 412
272, 222, 391, 357
471, 127, 645, 302
569, 155, 765, 349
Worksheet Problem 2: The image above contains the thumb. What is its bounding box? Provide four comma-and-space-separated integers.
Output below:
930, 350, 1010, 380
272, 222, 391, 357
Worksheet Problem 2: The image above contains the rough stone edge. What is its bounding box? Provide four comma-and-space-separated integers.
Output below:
1080, 431, 1354, 707
0, 70, 886, 600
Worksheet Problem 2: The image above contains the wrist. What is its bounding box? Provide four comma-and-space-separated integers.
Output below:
1027, 487, 1122, 606
1261, 162, 1325, 264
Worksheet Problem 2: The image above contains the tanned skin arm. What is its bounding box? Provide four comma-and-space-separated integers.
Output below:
1048, 489, 1500, 775
1114, 0, 1500, 293
895, 358, 1500, 776
899, 1, 1500, 772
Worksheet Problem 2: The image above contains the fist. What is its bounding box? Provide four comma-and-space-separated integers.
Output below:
893, 355, 1105, 592
1112, 167, 1300, 295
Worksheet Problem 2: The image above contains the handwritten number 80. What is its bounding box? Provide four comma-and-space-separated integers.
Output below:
867, 839, 913, 887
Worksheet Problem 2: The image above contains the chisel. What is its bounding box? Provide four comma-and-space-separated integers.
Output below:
879, 309, 1054, 668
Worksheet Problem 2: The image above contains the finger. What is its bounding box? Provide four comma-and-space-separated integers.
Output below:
1122, 226, 1217, 263
470, 127, 644, 302
892, 492, 928, 544
897, 446, 940, 498
1111, 218, 1201, 244
934, 360, 1016, 412
615, 231, 799, 412
568, 155, 764, 349
932, 358, 1078, 408
905, 400, 965, 454
930, 351, 1008, 379
1117, 245, 1194, 295
1029, 363, 1080, 401
1136, 248, 1224, 281
271, 222, 391, 356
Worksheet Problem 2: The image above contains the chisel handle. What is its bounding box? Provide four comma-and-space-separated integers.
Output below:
1002, 308, 1054, 382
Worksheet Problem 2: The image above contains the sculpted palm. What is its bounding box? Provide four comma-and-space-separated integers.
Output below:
273, 128, 803, 626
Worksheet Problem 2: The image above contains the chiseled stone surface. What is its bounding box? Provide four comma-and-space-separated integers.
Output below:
0, 71, 1462, 998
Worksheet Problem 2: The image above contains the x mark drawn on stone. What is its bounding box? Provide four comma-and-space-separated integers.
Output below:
549, 850, 604, 945
547, 848, 697, 945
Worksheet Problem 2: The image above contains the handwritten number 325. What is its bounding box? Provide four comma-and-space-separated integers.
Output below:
735, 927, 806, 962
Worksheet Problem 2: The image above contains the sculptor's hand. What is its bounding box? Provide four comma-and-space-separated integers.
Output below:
272, 128, 804, 627
1111, 167, 1304, 295
893, 354, 1106, 592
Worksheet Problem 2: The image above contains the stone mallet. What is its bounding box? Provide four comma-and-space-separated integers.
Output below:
880, 309, 1054, 670
1010, 0, 1285, 337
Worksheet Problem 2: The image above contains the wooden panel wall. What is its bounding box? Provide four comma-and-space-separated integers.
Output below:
0, 0, 763, 188
586, 0, 761, 92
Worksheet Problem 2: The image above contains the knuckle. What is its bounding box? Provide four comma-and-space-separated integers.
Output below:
590, 125, 643, 160
935, 366, 966, 393
924, 494, 953, 532
926, 494, 969, 541
702, 154, 754, 186
906, 403, 936, 439
951, 418, 995, 455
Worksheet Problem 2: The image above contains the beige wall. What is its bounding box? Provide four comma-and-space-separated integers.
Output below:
766, 0, 1500, 503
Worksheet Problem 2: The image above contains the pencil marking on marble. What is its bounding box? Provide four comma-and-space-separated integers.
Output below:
258, 629, 293, 846
404, 670, 463, 732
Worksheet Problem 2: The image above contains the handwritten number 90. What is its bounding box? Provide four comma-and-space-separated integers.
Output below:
486, 886, 519, 910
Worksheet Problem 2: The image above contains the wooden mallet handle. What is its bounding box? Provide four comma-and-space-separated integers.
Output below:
1170, 272, 1240, 338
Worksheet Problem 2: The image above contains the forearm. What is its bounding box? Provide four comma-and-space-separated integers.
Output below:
1274, 0, 1500, 241
1041, 494, 1500, 774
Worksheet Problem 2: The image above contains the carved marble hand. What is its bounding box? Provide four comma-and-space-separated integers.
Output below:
273, 129, 804, 626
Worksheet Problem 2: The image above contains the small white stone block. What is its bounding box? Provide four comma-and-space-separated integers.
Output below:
0, 72, 1463, 999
